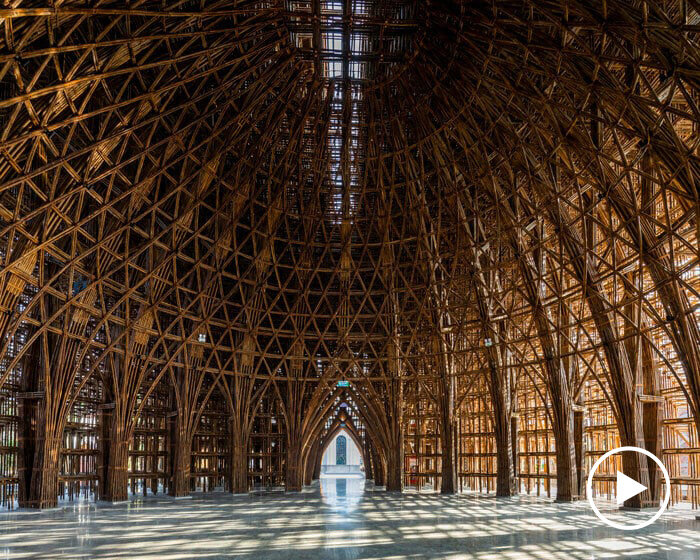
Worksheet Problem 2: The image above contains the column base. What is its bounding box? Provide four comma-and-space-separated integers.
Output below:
555, 496, 582, 503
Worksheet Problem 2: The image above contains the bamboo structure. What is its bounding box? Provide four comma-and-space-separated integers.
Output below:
0, 0, 698, 511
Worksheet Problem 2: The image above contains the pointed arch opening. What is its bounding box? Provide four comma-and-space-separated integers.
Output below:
320, 428, 364, 477
313, 398, 369, 480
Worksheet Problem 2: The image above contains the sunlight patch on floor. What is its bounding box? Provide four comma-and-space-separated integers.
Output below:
0, 481, 698, 559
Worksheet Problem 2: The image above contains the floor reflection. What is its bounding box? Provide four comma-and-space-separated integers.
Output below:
320, 476, 365, 514
0, 484, 698, 559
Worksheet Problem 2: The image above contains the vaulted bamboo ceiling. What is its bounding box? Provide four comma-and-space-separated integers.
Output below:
0, 0, 698, 441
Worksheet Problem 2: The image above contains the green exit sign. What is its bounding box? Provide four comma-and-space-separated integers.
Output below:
337, 380, 350, 387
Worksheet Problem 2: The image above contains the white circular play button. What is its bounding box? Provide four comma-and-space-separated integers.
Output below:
586, 446, 671, 531
616, 470, 648, 506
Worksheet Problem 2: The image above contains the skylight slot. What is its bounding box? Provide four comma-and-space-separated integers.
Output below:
322, 32, 343, 53
352, 0, 369, 15
323, 60, 343, 78
351, 33, 368, 53
350, 62, 367, 80
322, 0, 343, 12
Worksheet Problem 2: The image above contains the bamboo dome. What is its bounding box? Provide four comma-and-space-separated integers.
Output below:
0, 0, 698, 509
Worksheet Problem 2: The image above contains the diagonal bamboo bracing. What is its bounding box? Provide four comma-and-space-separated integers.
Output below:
0, 0, 698, 509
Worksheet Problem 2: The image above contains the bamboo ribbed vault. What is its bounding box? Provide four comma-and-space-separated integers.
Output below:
0, 0, 698, 510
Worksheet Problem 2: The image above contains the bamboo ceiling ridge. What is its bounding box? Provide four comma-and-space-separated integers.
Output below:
0, 0, 698, 510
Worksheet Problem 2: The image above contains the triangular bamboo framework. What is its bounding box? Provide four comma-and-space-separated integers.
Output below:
0, 0, 697, 508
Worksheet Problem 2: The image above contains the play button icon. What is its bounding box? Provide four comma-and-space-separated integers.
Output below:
587, 446, 671, 531
615, 471, 647, 506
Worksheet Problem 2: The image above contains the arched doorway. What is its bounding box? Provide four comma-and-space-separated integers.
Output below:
320, 429, 364, 478
319, 428, 365, 508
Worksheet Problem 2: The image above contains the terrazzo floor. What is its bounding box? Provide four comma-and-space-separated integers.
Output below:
0, 478, 698, 559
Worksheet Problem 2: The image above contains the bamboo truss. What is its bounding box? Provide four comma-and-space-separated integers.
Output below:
0, 0, 698, 511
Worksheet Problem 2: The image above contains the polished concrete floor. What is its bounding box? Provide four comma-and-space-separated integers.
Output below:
0, 479, 698, 559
